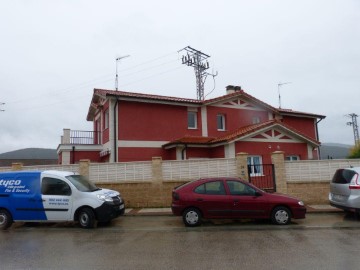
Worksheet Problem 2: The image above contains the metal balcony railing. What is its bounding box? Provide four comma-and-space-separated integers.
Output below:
69, 130, 101, 145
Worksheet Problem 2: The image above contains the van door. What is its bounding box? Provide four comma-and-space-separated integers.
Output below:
41, 177, 73, 221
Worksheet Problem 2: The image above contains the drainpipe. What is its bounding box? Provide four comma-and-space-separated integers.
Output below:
181, 144, 187, 160
71, 146, 75, 164
113, 99, 119, 162
316, 118, 324, 160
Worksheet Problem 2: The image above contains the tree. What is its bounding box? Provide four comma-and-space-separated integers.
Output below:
348, 144, 360, 158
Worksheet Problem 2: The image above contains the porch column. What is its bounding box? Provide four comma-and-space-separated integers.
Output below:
236, 152, 249, 181
271, 151, 287, 194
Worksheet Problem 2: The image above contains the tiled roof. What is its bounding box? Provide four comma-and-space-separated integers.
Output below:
164, 120, 320, 147
94, 89, 201, 104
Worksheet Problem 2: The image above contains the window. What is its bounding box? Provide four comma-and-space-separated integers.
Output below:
286, 156, 300, 161
252, 116, 260, 124
104, 109, 109, 129
226, 181, 256, 196
217, 114, 226, 131
194, 181, 226, 195
41, 177, 71, 196
286, 155, 299, 161
188, 112, 197, 129
247, 156, 263, 176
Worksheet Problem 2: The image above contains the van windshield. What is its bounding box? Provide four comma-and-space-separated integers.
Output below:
66, 175, 101, 192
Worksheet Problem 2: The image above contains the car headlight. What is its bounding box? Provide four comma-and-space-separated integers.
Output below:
97, 194, 113, 202
298, 201, 305, 206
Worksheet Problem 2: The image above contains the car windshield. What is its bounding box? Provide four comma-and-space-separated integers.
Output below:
65, 174, 101, 192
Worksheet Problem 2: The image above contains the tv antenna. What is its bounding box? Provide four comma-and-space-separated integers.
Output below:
179, 46, 218, 100
115, 55, 130, 91
277, 82, 291, 108
346, 113, 359, 146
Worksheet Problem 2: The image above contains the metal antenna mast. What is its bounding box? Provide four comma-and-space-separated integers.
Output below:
346, 113, 359, 146
277, 82, 291, 108
115, 55, 130, 91
179, 46, 217, 100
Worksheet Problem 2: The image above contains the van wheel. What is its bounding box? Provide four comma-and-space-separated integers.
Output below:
78, 208, 96, 229
0, 209, 13, 230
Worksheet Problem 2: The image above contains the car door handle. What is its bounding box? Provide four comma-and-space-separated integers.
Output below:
196, 198, 204, 201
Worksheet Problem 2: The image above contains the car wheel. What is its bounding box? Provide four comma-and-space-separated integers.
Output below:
183, 208, 202, 227
271, 206, 291, 225
78, 208, 96, 229
0, 209, 13, 230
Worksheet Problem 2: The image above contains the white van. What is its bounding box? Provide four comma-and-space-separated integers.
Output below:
0, 170, 125, 229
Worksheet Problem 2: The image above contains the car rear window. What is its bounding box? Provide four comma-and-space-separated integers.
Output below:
332, 169, 356, 184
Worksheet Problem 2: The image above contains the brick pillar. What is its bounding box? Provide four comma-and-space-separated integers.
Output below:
79, 159, 90, 177
152, 157, 163, 183
271, 151, 286, 194
11, 163, 23, 171
236, 152, 249, 181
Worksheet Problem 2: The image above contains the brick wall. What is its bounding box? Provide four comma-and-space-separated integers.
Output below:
287, 182, 329, 204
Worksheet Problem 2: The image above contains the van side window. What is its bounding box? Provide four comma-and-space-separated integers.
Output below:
41, 177, 71, 196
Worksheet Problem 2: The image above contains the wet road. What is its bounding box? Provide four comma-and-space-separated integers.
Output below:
1, 213, 360, 269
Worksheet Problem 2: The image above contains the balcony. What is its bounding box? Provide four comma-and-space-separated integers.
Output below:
61, 129, 101, 145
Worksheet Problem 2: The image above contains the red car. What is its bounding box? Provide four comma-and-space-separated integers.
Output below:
171, 177, 306, 226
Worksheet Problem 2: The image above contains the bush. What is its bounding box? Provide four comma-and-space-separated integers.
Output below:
348, 144, 360, 158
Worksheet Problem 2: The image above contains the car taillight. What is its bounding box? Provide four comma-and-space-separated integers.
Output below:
172, 191, 180, 201
349, 173, 360, 189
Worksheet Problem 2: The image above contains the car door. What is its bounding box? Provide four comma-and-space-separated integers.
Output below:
41, 177, 73, 221
192, 180, 232, 218
226, 180, 268, 218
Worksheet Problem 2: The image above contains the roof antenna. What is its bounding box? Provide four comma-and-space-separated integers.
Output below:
115, 55, 130, 91
277, 82, 291, 108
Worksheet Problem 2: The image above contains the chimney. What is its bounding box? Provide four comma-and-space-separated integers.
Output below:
226, 85, 241, 95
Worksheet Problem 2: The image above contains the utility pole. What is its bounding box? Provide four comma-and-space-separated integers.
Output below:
346, 113, 359, 146
277, 82, 291, 108
115, 55, 130, 91
179, 46, 217, 100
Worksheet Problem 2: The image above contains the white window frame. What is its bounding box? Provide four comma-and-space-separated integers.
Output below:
252, 116, 260, 124
188, 111, 197, 129
286, 155, 300, 161
247, 156, 263, 176
104, 109, 109, 129
217, 114, 226, 131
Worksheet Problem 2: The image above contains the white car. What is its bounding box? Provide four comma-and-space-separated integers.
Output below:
329, 167, 360, 213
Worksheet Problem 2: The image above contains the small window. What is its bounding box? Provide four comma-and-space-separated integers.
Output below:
194, 181, 226, 195
286, 156, 299, 161
247, 156, 263, 176
226, 180, 256, 196
252, 116, 260, 124
188, 112, 197, 129
104, 109, 109, 129
217, 114, 225, 131
41, 177, 71, 196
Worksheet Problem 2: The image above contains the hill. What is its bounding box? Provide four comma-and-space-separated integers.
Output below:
320, 143, 352, 159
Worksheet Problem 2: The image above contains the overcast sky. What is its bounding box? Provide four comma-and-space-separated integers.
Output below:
1, 0, 359, 154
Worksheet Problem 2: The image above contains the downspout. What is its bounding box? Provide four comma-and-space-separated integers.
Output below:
181, 144, 187, 160
71, 146, 75, 164
113, 99, 119, 162
316, 118, 324, 160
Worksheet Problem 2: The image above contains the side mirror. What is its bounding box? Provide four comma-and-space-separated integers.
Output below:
254, 191, 262, 197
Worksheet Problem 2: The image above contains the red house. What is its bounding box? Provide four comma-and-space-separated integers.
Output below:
57, 85, 325, 165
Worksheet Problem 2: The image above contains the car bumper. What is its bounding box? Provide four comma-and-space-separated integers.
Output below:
292, 207, 307, 219
171, 204, 184, 216
95, 202, 125, 222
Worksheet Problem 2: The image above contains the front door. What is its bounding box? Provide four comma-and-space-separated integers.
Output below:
41, 177, 73, 221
